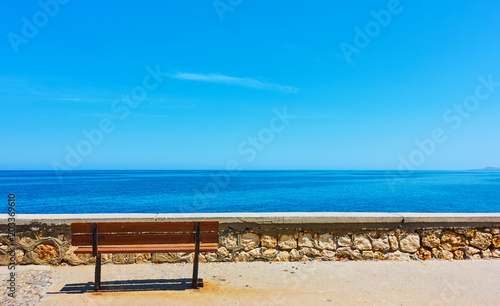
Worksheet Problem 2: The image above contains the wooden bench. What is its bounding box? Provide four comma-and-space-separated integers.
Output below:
70, 221, 219, 291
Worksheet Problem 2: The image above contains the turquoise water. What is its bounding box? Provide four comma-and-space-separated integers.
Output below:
1, 170, 499, 213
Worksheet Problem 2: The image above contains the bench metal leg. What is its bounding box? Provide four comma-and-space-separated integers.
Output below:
92, 223, 101, 291
95, 254, 101, 291
191, 222, 201, 289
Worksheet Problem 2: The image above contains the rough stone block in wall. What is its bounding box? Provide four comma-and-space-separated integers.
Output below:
421, 233, 440, 248
317, 233, 335, 250
298, 232, 315, 248
337, 234, 352, 247
470, 232, 493, 250
278, 233, 297, 250
399, 233, 420, 253
353, 234, 371, 251
492, 235, 500, 248
371, 233, 390, 251
241, 233, 260, 251
440, 231, 467, 251
261, 234, 278, 248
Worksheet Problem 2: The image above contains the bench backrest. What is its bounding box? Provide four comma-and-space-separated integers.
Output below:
71, 221, 219, 251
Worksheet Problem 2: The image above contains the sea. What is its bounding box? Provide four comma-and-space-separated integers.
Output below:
1, 170, 499, 214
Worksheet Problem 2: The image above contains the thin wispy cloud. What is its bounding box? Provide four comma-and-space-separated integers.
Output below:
170, 72, 298, 94
0, 77, 116, 103
295, 114, 332, 119
54, 97, 114, 102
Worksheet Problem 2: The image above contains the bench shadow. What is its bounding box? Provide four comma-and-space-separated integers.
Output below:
48, 278, 203, 294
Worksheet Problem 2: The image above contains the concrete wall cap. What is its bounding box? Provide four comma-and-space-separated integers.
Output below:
4, 213, 499, 226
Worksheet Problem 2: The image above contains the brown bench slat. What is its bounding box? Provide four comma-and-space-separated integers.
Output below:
73, 243, 218, 254
71, 232, 219, 246
71, 221, 219, 234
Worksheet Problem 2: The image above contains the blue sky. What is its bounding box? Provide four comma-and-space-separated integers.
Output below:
1, 0, 499, 170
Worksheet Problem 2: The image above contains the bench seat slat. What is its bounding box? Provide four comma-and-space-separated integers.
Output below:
71, 221, 219, 234
71, 232, 219, 246
73, 243, 218, 254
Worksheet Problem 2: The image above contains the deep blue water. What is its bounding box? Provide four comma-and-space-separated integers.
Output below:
1, 170, 499, 213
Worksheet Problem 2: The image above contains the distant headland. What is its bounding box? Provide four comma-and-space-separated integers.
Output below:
467, 167, 500, 171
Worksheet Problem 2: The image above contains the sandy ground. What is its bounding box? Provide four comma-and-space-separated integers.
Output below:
4, 260, 500, 305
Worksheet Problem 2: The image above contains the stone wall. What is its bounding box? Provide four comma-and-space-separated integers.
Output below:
1, 213, 499, 265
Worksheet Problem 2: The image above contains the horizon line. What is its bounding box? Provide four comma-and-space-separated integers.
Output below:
1, 168, 499, 172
